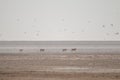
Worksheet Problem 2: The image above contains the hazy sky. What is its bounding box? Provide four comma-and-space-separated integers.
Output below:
0, 0, 120, 41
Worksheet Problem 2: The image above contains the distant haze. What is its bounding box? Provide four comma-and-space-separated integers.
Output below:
0, 0, 120, 41
0, 41, 120, 54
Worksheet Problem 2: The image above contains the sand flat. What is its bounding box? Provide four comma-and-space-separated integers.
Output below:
0, 53, 120, 80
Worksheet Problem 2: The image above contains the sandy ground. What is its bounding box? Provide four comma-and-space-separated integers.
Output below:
0, 53, 120, 80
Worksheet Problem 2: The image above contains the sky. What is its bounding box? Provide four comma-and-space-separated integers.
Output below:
0, 0, 120, 41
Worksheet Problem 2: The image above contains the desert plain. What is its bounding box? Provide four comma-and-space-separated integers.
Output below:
0, 53, 120, 80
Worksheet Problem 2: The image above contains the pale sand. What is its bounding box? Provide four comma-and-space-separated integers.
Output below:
0, 53, 120, 80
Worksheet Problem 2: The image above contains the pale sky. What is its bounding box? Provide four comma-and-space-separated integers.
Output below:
0, 0, 120, 41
